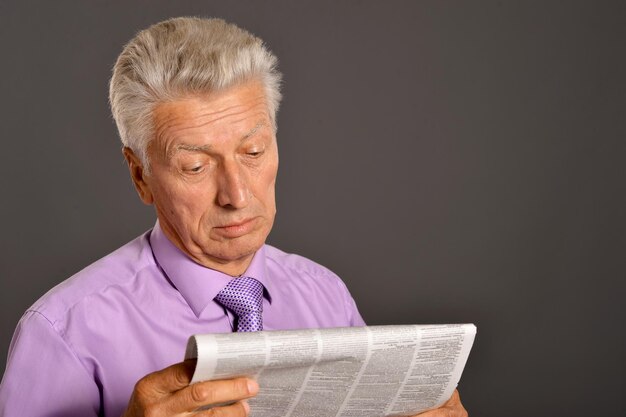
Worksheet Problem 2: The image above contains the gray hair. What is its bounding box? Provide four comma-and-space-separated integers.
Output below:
109, 17, 282, 166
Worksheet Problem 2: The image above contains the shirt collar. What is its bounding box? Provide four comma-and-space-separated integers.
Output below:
149, 221, 273, 318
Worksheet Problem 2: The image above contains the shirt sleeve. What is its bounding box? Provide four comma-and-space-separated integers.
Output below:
335, 278, 367, 327
0, 310, 100, 417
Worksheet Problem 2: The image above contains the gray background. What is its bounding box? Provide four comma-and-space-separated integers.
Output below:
1, 1, 624, 416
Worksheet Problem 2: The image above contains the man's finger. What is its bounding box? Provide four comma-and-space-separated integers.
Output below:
444, 389, 461, 406
195, 400, 250, 417
139, 360, 196, 394
164, 377, 258, 414
413, 390, 467, 417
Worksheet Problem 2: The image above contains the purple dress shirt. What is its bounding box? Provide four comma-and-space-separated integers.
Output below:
0, 222, 365, 417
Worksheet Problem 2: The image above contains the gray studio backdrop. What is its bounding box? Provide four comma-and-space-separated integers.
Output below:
1, 1, 624, 416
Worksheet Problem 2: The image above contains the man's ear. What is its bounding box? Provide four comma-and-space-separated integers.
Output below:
122, 147, 154, 205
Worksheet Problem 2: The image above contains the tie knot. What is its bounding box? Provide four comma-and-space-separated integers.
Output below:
215, 277, 264, 331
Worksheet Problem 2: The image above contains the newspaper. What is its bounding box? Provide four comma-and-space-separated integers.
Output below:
185, 324, 476, 417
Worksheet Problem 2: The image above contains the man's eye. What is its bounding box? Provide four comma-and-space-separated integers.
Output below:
247, 150, 264, 158
184, 165, 205, 174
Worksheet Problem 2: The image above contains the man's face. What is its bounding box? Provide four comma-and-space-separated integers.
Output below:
127, 80, 278, 275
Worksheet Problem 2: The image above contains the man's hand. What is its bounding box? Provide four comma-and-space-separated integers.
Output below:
415, 390, 467, 417
122, 360, 259, 417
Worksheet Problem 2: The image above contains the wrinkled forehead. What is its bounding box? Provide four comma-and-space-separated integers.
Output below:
150, 80, 273, 154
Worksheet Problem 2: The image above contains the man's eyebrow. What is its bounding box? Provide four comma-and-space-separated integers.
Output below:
241, 121, 266, 141
167, 143, 212, 159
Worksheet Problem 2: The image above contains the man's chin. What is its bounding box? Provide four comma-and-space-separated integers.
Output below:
196, 236, 265, 268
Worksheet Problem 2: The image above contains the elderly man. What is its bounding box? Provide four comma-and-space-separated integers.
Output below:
0, 17, 466, 417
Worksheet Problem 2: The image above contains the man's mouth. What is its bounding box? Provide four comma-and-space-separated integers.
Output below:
214, 217, 258, 238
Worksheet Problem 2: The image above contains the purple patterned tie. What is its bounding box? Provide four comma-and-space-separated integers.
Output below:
215, 277, 264, 332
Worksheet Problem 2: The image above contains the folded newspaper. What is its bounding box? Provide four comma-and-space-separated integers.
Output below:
185, 324, 476, 417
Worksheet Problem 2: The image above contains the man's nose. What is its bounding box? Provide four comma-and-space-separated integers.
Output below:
216, 159, 250, 209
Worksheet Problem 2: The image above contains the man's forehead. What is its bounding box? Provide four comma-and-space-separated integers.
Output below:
154, 96, 268, 133
150, 83, 272, 156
